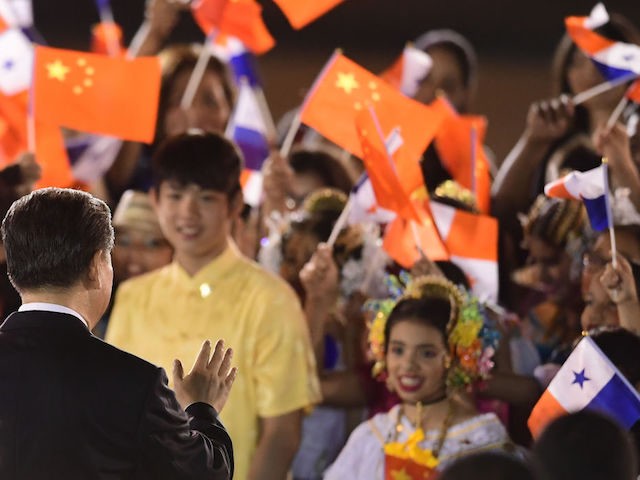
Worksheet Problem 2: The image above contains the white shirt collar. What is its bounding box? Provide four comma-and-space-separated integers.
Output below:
18, 302, 89, 329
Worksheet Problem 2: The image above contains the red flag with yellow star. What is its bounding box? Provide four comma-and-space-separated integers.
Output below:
300, 52, 449, 163
192, 0, 275, 54
272, 0, 344, 29
435, 113, 492, 213
33, 46, 161, 143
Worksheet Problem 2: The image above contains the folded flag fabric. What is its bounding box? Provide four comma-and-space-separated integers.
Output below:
430, 201, 499, 301
192, 0, 275, 55
0, 90, 27, 164
626, 80, 640, 103
225, 80, 270, 171
300, 51, 449, 163
566, 4, 640, 82
240, 168, 262, 207
544, 165, 609, 231
91, 21, 124, 56
210, 34, 262, 87
528, 335, 640, 439
381, 44, 432, 98
33, 46, 161, 143
348, 172, 397, 225
0, 28, 33, 96
434, 112, 491, 213
272, 0, 344, 30
382, 196, 449, 268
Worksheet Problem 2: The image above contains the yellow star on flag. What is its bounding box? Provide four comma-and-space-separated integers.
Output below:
390, 467, 412, 480
46, 60, 70, 82
335, 72, 359, 94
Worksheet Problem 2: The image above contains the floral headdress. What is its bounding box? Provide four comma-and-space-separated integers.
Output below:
365, 272, 500, 389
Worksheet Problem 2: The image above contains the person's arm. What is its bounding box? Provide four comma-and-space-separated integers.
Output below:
492, 96, 574, 219
138, 340, 237, 480
247, 410, 302, 480
592, 122, 640, 212
299, 243, 339, 369
599, 253, 640, 334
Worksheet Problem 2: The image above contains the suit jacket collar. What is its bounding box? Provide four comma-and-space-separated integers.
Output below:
0, 310, 92, 336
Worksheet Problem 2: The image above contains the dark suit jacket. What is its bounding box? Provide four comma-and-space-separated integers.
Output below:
0, 310, 234, 479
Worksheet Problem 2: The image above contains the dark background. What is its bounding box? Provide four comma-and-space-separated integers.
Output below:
33, 0, 640, 162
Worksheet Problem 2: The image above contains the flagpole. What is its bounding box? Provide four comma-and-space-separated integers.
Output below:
410, 220, 427, 258
602, 157, 618, 269
572, 72, 637, 105
279, 111, 301, 157
254, 86, 277, 142
605, 96, 628, 130
326, 196, 353, 247
180, 30, 218, 110
280, 49, 342, 157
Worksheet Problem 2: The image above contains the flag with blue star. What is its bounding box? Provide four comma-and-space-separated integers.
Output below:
528, 336, 640, 439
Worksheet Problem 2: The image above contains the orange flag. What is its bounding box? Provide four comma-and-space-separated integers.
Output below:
34, 121, 74, 188
355, 106, 420, 222
91, 22, 124, 56
272, 0, 344, 29
435, 113, 491, 213
192, 0, 275, 54
383, 196, 449, 268
33, 46, 161, 143
0, 91, 28, 165
300, 52, 450, 163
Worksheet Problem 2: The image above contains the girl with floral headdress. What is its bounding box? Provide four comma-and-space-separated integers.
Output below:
324, 275, 510, 479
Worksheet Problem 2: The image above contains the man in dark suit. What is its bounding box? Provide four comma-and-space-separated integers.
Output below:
0, 187, 236, 479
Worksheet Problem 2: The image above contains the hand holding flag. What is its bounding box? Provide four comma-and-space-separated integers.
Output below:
528, 335, 640, 439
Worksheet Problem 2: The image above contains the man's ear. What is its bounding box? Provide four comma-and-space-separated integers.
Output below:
84, 250, 104, 291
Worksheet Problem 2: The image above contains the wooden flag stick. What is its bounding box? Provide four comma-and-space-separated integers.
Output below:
254, 86, 277, 142
573, 72, 636, 105
279, 111, 301, 157
326, 195, 353, 247
602, 157, 618, 269
605, 96, 628, 130
180, 31, 217, 110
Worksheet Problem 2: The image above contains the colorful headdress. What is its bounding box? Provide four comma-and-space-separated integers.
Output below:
365, 272, 500, 389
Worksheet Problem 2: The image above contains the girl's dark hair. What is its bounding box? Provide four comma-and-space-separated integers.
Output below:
551, 13, 640, 134
383, 296, 451, 353
154, 44, 236, 145
289, 149, 354, 195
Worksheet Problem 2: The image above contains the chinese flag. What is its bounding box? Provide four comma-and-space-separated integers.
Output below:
192, 0, 275, 54
34, 121, 73, 188
33, 46, 161, 143
435, 114, 491, 213
383, 196, 449, 268
272, 0, 344, 30
355, 106, 420, 222
300, 52, 450, 164
91, 22, 124, 56
0, 91, 28, 165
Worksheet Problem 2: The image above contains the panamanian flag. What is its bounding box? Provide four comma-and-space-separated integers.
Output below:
566, 3, 640, 83
528, 335, 640, 438
544, 165, 609, 231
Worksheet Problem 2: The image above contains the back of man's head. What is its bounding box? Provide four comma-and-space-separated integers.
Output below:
439, 451, 539, 480
1, 188, 113, 292
151, 131, 242, 200
533, 410, 638, 480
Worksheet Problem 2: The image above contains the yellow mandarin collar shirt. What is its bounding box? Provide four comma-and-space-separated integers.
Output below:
107, 241, 321, 480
